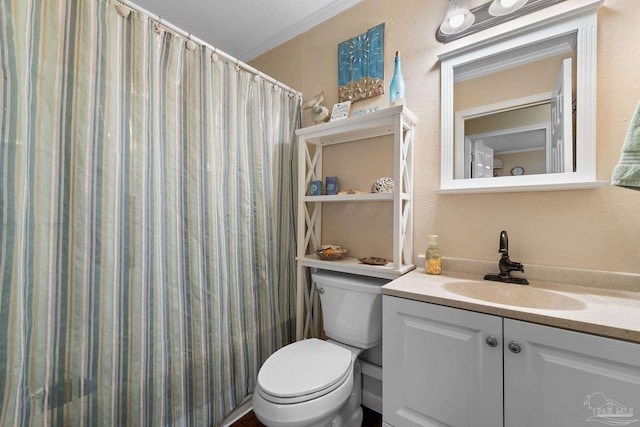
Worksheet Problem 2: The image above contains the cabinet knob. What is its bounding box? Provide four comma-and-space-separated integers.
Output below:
508, 341, 522, 353
485, 335, 498, 347
317, 287, 325, 294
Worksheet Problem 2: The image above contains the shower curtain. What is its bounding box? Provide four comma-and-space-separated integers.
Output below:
0, 0, 300, 425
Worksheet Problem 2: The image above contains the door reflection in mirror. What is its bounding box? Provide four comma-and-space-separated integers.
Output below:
465, 109, 550, 178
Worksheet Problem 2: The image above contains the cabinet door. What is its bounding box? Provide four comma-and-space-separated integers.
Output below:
504, 319, 640, 427
383, 296, 503, 427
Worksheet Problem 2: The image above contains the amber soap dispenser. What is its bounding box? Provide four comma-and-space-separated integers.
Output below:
425, 235, 442, 275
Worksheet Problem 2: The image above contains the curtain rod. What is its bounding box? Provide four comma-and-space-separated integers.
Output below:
118, 0, 302, 96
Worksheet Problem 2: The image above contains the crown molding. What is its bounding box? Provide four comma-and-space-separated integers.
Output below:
240, 0, 363, 61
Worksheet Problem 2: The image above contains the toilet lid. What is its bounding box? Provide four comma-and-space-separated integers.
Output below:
257, 338, 352, 399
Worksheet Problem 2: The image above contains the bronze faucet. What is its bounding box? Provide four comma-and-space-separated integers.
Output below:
484, 230, 529, 285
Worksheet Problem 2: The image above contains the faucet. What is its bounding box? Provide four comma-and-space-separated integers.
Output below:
484, 230, 529, 285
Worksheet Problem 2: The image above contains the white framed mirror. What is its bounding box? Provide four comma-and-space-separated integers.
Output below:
436, 0, 607, 193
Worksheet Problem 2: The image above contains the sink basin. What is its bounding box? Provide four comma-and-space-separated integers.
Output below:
443, 281, 586, 311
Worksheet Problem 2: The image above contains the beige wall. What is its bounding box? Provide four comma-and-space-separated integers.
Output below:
464, 104, 550, 134
251, 0, 640, 274
495, 150, 546, 177
455, 53, 571, 111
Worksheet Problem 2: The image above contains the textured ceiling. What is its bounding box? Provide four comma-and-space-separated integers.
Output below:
131, 0, 363, 61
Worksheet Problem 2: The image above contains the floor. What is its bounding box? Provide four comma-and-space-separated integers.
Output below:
232, 407, 382, 426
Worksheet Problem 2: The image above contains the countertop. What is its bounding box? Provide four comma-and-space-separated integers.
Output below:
382, 269, 640, 344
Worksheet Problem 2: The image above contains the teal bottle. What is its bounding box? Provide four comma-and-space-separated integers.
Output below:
389, 51, 406, 106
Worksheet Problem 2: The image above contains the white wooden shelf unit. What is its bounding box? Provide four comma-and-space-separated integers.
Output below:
295, 105, 417, 340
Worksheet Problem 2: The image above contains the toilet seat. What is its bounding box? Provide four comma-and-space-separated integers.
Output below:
256, 339, 353, 404
252, 367, 354, 427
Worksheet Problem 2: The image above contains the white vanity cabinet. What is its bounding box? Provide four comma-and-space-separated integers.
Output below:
382, 295, 503, 427
503, 319, 640, 427
383, 295, 640, 427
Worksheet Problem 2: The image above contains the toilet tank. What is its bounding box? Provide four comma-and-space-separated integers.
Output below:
312, 270, 390, 349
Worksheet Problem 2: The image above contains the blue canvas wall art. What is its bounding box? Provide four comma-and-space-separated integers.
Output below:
338, 23, 385, 103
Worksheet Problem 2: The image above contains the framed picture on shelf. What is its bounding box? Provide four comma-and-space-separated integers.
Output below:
330, 101, 351, 121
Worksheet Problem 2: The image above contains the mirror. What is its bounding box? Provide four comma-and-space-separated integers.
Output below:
455, 34, 575, 179
437, 0, 606, 193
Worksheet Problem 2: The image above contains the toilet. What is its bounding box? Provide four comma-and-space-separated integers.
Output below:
252, 270, 388, 427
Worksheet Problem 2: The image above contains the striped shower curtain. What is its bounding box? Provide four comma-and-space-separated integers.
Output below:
0, 0, 300, 425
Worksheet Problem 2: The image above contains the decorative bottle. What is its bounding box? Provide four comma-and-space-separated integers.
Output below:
389, 51, 406, 106
425, 235, 442, 275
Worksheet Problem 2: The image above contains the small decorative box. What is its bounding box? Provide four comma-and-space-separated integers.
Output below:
310, 180, 322, 196
326, 176, 338, 195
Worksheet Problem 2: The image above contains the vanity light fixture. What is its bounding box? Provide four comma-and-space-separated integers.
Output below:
488, 0, 529, 16
436, 0, 565, 44
439, 0, 475, 35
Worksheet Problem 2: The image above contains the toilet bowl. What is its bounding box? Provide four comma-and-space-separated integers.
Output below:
252, 338, 362, 427
253, 270, 389, 427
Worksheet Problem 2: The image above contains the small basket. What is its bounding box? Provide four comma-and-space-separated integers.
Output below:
314, 245, 347, 261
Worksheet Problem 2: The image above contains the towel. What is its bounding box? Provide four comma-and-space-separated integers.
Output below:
611, 101, 640, 191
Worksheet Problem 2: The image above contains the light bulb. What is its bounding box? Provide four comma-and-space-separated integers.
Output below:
439, 0, 475, 35
488, 0, 528, 16
448, 14, 465, 29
